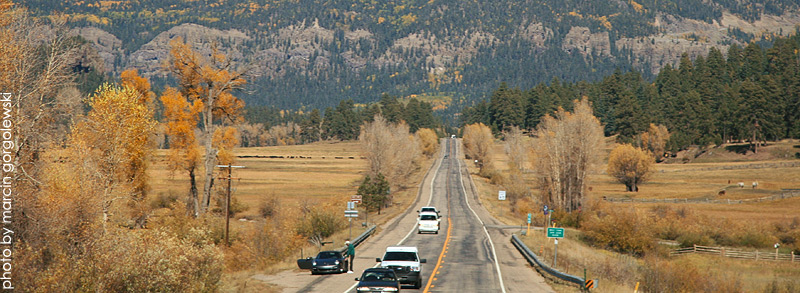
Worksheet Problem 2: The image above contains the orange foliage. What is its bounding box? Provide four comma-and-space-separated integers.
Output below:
120, 69, 154, 105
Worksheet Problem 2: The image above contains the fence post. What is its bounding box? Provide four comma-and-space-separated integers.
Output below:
693, 244, 697, 253
755, 250, 759, 261
792, 251, 795, 263
721, 247, 725, 257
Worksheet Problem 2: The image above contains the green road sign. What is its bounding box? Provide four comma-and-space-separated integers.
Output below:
527, 213, 531, 224
547, 227, 564, 238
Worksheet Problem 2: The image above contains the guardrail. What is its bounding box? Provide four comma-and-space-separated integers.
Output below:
338, 224, 377, 256
510, 234, 585, 287
671, 244, 797, 263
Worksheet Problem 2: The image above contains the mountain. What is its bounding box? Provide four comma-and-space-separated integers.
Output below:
22, 0, 800, 116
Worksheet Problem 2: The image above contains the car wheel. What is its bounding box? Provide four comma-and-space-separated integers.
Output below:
414, 278, 422, 289
435, 230, 438, 234
311, 271, 318, 275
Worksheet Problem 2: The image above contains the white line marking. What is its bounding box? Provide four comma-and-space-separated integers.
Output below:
455, 139, 507, 293
343, 140, 447, 293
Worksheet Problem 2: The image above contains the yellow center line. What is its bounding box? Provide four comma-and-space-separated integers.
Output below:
423, 216, 451, 293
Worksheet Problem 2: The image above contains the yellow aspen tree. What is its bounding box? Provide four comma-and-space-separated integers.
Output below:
69, 83, 156, 229
160, 87, 203, 216
167, 37, 247, 214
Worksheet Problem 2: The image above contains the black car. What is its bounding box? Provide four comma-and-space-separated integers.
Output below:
355, 268, 401, 292
311, 250, 348, 275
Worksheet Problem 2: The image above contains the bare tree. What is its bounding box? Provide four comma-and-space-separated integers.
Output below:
360, 115, 421, 191
462, 123, 493, 173
503, 126, 530, 173
532, 98, 604, 212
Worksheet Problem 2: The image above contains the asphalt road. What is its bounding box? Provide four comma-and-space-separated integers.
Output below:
254, 138, 553, 292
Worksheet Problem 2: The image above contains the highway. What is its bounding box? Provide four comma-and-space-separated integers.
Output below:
254, 138, 553, 292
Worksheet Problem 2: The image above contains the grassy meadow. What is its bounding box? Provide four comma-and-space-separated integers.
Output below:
466, 139, 800, 292
146, 140, 435, 288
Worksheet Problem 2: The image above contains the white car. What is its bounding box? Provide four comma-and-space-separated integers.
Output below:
417, 211, 441, 234
417, 206, 440, 215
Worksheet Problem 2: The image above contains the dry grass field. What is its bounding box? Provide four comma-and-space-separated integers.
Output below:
147, 140, 435, 289
466, 139, 800, 292
149, 141, 369, 218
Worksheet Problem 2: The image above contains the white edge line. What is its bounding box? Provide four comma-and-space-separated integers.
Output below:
455, 139, 507, 293
343, 139, 446, 293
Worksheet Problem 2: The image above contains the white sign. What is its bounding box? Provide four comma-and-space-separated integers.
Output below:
344, 210, 359, 218
347, 201, 355, 210
498, 190, 506, 201
351, 194, 362, 204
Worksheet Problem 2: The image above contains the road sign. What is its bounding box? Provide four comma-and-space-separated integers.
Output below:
547, 227, 565, 238
498, 190, 506, 201
527, 213, 531, 224
344, 210, 359, 218
543, 205, 549, 215
351, 195, 362, 204
585, 279, 596, 289
347, 201, 355, 210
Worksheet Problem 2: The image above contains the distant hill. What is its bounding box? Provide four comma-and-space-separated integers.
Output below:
21, 0, 800, 117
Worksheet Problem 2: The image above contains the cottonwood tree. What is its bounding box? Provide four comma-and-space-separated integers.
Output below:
462, 123, 493, 173
160, 87, 203, 215
69, 84, 156, 229
167, 37, 248, 214
360, 114, 421, 191
607, 143, 654, 192
532, 98, 604, 212
503, 126, 530, 173
640, 124, 670, 162
1, 4, 85, 247
417, 128, 439, 157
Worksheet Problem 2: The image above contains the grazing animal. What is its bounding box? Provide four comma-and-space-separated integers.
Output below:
718, 190, 726, 196
752, 182, 758, 189
738, 182, 744, 188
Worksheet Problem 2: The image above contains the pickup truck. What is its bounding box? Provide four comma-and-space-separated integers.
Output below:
376, 246, 427, 289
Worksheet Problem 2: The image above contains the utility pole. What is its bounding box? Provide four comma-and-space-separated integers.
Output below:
218, 164, 245, 246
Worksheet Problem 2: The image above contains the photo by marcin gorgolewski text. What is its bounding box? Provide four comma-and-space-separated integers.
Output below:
1, 92, 14, 290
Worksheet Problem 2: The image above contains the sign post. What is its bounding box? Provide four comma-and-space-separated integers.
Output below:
526, 213, 531, 236
498, 190, 506, 201
344, 205, 359, 240
547, 227, 565, 268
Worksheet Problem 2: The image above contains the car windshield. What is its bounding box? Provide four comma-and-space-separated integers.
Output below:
421, 208, 436, 212
383, 251, 417, 261
420, 214, 437, 220
361, 271, 396, 282
316, 251, 340, 259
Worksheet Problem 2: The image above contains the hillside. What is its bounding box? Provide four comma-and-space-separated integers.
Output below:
22, 0, 800, 114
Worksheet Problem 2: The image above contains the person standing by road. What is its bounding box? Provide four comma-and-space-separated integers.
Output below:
346, 240, 355, 273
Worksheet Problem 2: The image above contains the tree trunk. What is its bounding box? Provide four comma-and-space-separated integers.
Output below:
189, 167, 199, 217
202, 96, 217, 214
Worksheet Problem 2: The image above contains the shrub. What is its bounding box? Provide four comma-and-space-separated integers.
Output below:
639, 257, 743, 293
582, 208, 655, 255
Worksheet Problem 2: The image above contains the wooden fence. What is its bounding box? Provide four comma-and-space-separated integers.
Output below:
671, 244, 797, 263
605, 190, 800, 204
